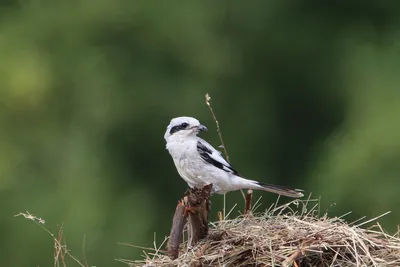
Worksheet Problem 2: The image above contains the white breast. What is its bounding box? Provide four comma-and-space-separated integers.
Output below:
167, 139, 204, 188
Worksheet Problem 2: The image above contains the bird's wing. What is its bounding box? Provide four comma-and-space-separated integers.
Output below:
196, 139, 240, 176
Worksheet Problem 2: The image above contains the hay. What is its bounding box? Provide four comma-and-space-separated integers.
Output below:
119, 198, 400, 266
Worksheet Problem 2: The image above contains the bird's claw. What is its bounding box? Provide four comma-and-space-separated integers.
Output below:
184, 206, 201, 216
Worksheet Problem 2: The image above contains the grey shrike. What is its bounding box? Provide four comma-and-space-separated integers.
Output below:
164, 116, 304, 197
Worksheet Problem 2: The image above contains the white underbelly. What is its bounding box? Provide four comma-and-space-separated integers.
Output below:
174, 158, 230, 193
174, 158, 209, 187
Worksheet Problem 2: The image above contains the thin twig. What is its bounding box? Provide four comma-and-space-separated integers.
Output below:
15, 212, 86, 267
205, 93, 246, 207
205, 93, 229, 162
355, 211, 391, 228
225, 203, 238, 219
54, 225, 66, 267
117, 243, 167, 253
82, 234, 89, 267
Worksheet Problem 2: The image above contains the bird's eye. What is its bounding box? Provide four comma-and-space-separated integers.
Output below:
181, 122, 189, 128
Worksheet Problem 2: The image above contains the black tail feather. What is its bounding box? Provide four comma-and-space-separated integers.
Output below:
257, 182, 304, 198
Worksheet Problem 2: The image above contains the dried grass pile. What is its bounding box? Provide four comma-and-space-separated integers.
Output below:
120, 199, 400, 267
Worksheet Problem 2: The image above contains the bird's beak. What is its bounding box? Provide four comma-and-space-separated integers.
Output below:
198, 124, 208, 132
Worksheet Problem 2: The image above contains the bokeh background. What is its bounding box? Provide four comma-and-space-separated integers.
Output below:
1, 1, 400, 266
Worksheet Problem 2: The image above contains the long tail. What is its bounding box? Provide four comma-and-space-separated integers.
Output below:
232, 176, 304, 198
256, 182, 304, 198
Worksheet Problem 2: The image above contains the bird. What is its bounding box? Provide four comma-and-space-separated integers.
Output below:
164, 116, 304, 198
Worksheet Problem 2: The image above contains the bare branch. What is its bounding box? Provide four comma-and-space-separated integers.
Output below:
167, 200, 188, 259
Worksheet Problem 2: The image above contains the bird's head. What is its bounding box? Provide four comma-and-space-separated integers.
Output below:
164, 116, 208, 142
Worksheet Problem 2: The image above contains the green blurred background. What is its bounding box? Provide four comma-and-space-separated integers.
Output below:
1, 1, 400, 266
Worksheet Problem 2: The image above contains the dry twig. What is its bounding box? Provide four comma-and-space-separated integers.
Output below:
205, 93, 246, 215
15, 211, 87, 267
205, 93, 230, 162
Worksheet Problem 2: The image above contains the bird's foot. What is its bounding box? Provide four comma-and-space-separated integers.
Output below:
184, 206, 201, 215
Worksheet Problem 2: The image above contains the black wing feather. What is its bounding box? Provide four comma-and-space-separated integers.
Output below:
197, 141, 240, 176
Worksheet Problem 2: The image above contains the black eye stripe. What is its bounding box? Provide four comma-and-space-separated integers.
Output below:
169, 122, 189, 134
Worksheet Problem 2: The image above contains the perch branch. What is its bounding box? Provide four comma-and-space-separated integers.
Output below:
167, 200, 188, 259
167, 185, 213, 258
186, 184, 213, 246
